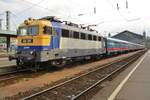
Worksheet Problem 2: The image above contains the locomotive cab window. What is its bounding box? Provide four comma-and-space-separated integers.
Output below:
27, 26, 39, 35
18, 26, 39, 36
62, 29, 69, 37
18, 27, 27, 36
43, 26, 52, 34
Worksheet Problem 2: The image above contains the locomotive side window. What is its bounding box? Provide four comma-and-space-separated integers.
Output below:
43, 26, 52, 34
81, 33, 86, 40
88, 34, 92, 40
93, 35, 97, 41
73, 31, 79, 39
62, 29, 69, 37
98, 36, 101, 41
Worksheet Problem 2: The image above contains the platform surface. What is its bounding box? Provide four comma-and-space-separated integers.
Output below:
109, 50, 150, 100
0, 57, 15, 67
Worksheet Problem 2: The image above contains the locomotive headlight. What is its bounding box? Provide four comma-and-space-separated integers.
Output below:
30, 51, 34, 55
30, 51, 36, 56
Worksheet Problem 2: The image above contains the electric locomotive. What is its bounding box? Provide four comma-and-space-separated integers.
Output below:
9, 16, 145, 70
9, 16, 106, 70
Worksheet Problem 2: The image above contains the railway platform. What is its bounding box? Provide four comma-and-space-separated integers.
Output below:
0, 57, 16, 74
91, 50, 150, 100
0, 57, 15, 67
109, 50, 150, 100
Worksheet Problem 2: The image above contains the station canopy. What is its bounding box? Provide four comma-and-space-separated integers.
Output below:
0, 30, 16, 36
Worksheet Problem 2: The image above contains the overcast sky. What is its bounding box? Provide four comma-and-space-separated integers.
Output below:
0, 0, 150, 36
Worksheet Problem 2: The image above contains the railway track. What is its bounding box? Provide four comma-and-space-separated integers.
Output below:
0, 52, 132, 87
0, 69, 30, 86
0, 67, 58, 88
21, 51, 145, 100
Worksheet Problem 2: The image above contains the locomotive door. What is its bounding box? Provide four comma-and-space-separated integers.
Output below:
51, 35, 59, 49
50, 22, 61, 49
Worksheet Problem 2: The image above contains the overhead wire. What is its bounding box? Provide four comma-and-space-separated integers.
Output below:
106, 0, 142, 23
16, 0, 46, 15
11, 12, 23, 22
21, 0, 66, 16
20, 0, 90, 25
0, 13, 4, 16
105, 0, 129, 22
66, 0, 104, 25
7, 0, 138, 31
4, 0, 100, 27
11, 16, 18, 30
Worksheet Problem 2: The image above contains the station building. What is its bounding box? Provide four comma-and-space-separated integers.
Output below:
0, 30, 17, 52
0, 11, 17, 53
112, 30, 145, 45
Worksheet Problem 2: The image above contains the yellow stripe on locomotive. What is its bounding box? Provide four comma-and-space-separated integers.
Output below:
17, 35, 51, 46
17, 19, 56, 47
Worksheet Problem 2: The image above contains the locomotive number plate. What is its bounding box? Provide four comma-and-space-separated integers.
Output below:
21, 39, 33, 43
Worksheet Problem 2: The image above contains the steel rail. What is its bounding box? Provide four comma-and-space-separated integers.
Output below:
0, 68, 29, 83
71, 54, 139, 100
22, 51, 144, 100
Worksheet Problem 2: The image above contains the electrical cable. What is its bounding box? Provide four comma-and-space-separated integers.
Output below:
11, 16, 18, 31
20, 0, 90, 25
105, 0, 129, 22
16, 0, 46, 15
11, 12, 23, 22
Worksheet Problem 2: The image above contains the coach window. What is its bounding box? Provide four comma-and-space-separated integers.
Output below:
62, 29, 69, 37
81, 33, 86, 40
98, 36, 101, 41
88, 34, 92, 40
93, 35, 97, 41
73, 31, 79, 39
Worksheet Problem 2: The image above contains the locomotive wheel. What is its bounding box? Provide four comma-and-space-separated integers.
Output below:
31, 63, 41, 72
51, 60, 67, 68
16, 59, 24, 69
